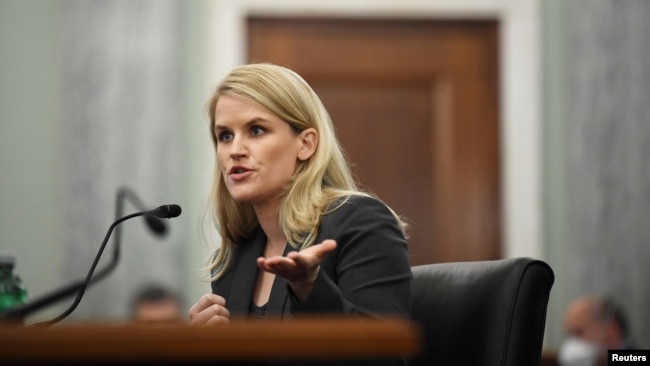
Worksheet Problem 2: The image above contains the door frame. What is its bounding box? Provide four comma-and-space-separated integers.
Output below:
203, 0, 542, 260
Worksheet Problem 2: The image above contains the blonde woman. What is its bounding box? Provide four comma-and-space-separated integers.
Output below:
189, 63, 411, 325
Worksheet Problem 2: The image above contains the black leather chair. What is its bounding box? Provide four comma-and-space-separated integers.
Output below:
409, 257, 555, 366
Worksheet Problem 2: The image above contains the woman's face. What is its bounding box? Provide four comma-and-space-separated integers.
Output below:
213, 95, 316, 209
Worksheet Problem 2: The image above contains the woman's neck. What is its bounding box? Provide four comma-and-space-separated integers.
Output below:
254, 201, 286, 250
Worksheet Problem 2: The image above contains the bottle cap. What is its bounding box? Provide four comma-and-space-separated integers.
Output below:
0, 252, 16, 267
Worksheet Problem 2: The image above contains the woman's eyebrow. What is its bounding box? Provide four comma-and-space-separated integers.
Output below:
216, 117, 272, 130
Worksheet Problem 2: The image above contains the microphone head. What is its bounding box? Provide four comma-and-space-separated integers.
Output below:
152, 204, 182, 219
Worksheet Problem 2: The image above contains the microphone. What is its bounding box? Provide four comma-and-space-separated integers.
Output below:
0, 187, 180, 325
150, 204, 182, 219
28, 204, 181, 327
117, 187, 171, 236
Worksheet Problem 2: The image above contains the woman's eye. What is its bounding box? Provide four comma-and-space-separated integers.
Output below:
217, 131, 233, 142
251, 126, 265, 136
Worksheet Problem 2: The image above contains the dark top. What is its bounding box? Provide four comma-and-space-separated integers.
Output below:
248, 302, 267, 319
211, 194, 412, 320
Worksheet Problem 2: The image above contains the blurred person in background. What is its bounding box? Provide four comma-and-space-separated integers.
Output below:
559, 295, 634, 366
131, 284, 184, 326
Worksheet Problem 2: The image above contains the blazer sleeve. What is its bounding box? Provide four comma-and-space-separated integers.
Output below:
288, 195, 412, 318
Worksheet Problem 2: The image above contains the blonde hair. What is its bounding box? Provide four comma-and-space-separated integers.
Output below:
206, 63, 406, 279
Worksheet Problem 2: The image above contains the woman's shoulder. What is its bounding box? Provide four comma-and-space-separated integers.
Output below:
325, 193, 393, 217
317, 193, 407, 243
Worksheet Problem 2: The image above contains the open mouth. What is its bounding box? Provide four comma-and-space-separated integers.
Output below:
229, 166, 251, 175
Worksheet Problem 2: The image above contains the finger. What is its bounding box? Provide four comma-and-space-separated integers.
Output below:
258, 257, 298, 276
190, 302, 230, 326
287, 252, 312, 268
294, 240, 337, 260
189, 293, 226, 314
204, 293, 226, 307
288, 240, 337, 267
189, 294, 227, 324
209, 303, 231, 318
313, 239, 337, 257
188, 295, 208, 314
259, 255, 297, 269
205, 314, 231, 326
192, 312, 229, 327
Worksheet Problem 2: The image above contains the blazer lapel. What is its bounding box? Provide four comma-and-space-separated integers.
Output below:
226, 228, 266, 314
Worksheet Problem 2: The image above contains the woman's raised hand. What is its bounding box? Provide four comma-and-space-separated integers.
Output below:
257, 239, 337, 302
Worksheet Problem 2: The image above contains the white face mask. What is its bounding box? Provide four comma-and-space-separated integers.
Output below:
558, 337, 601, 366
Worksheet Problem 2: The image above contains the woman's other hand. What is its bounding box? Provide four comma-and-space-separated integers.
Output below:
188, 293, 230, 326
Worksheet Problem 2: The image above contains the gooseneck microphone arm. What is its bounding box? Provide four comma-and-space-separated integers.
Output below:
31, 205, 181, 328
0, 188, 171, 323
94, 188, 168, 294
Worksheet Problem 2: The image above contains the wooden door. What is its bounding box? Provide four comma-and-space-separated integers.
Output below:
248, 18, 501, 265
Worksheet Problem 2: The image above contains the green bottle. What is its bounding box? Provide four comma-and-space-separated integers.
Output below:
0, 254, 28, 312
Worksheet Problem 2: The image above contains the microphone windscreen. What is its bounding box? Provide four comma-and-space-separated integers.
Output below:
153, 204, 182, 219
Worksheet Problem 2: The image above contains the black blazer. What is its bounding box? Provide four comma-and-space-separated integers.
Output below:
211, 194, 412, 320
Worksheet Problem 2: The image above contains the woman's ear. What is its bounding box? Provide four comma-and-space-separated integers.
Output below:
297, 128, 318, 161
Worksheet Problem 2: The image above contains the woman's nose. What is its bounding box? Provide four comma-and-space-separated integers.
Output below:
229, 136, 247, 159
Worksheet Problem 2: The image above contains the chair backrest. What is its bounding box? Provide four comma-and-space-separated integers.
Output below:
409, 257, 554, 366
